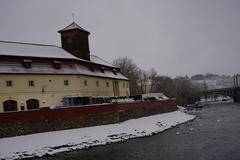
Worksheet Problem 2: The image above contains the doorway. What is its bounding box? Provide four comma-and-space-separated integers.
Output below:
26, 99, 40, 110
3, 100, 18, 112
113, 81, 120, 96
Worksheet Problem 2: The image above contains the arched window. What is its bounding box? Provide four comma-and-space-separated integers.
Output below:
3, 100, 18, 112
26, 99, 39, 110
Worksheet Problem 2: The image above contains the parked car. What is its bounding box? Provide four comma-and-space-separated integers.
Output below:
222, 98, 227, 101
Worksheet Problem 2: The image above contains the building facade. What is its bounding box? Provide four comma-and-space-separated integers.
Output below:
0, 22, 129, 112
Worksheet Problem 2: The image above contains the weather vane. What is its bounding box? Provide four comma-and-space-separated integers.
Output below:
72, 13, 75, 22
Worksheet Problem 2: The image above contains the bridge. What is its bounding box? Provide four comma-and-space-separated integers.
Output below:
202, 74, 240, 103
204, 87, 240, 102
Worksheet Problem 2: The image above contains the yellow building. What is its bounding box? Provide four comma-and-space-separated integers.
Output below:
0, 22, 129, 112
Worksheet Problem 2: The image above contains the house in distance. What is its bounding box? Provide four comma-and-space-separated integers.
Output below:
0, 22, 129, 112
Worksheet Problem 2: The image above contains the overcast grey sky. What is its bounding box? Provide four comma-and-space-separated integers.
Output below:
0, 0, 239, 77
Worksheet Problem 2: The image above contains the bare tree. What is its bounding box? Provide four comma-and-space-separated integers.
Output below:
148, 68, 157, 93
152, 75, 176, 98
113, 57, 201, 105
113, 57, 140, 95
137, 69, 149, 94
174, 76, 201, 105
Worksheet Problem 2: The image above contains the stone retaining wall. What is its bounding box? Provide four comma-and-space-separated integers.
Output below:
0, 100, 177, 138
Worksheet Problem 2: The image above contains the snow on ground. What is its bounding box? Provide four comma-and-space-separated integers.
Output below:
0, 110, 195, 160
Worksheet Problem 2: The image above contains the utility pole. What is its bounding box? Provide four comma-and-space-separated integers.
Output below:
233, 74, 239, 88
233, 74, 240, 103
233, 75, 236, 87
236, 74, 238, 87
237, 74, 239, 87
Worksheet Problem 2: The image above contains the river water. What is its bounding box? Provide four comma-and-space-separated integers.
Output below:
39, 102, 240, 160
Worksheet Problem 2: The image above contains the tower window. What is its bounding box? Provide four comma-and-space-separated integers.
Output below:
6, 80, 12, 87
64, 80, 69, 86
123, 82, 125, 88
106, 82, 109, 87
67, 37, 73, 44
29, 80, 34, 87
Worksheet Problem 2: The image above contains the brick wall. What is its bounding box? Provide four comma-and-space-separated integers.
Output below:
0, 99, 177, 138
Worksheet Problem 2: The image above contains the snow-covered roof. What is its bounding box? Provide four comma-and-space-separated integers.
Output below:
0, 62, 128, 80
58, 22, 89, 33
0, 40, 127, 80
90, 55, 116, 68
0, 41, 118, 68
0, 41, 79, 60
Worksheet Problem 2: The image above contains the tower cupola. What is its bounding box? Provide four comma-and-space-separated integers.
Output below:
58, 22, 90, 60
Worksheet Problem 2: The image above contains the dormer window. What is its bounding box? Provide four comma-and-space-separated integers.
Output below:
100, 66, 105, 73
112, 69, 117, 75
22, 59, 32, 68
89, 64, 95, 72
53, 60, 61, 69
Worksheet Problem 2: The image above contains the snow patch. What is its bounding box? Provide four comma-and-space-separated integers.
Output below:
0, 110, 195, 160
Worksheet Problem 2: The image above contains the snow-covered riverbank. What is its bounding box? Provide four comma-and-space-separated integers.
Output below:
0, 110, 195, 160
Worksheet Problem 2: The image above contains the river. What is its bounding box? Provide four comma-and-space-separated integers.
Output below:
39, 102, 240, 160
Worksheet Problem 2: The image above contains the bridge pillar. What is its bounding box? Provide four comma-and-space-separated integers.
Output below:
233, 87, 240, 103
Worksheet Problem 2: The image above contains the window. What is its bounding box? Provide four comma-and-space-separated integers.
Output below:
112, 69, 117, 75
127, 83, 129, 88
67, 37, 73, 44
3, 100, 17, 112
6, 80, 12, 87
84, 80, 88, 86
22, 59, 32, 68
100, 67, 105, 73
89, 64, 95, 72
64, 80, 69, 86
52, 61, 61, 69
123, 82, 125, 88
106, 82, 109, 87
26, 99, 39, 110
96, 81, 99, 87
29, 80, 34, 87
20, 105, 25, 111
